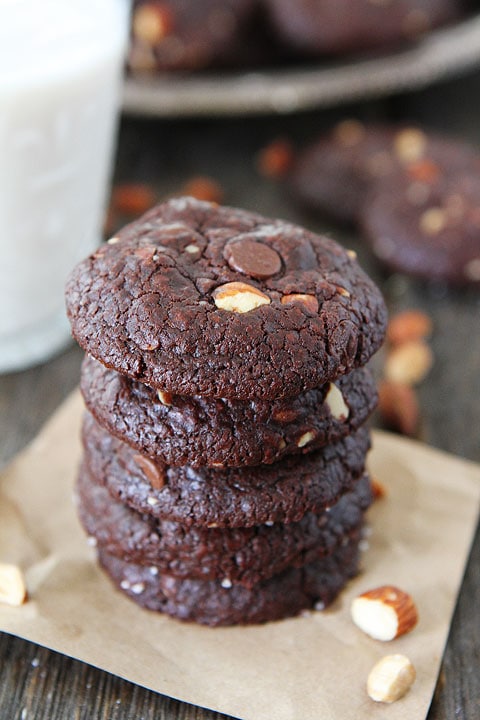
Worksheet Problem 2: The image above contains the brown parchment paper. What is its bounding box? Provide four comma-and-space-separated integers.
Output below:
1, 391, 480, 720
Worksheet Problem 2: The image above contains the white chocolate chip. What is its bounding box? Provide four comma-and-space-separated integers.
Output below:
107, 236, 119, 245
325, 383, 350, 420
147, 496, 159, 506
131, 582, 145, 595
221, 578, 232, 589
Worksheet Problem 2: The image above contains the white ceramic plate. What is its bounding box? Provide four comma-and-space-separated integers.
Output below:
122, 14, 480, 117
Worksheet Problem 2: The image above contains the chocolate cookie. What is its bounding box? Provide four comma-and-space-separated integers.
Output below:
65, 198, 387, 400
291, 122, 478, 225
128, 0, 257, 73
265, 0, 462, 57
361, 169, 480, 284
82, 413, 370, 528
81, 354, 377, 467
97, 534, 361, 625
76, 462, 372, 587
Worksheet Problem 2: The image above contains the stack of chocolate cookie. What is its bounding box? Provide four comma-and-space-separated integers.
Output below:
65, 198, 387, 626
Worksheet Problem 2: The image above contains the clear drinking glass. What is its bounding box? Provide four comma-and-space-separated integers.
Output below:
0, 0, 130, 372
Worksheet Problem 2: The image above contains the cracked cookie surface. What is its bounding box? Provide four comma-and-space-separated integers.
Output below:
77, 463, 371, 587
66, 197, 387, 400
81, 354, 377, 467
82, 412, 370, 528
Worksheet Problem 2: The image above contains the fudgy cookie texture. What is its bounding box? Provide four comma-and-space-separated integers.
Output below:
128, 0, 258, 72
65, 197, 387, 400
361, 165, 480, 285
265, 0, 462, 56
77, 463, 371, 587
291, 122, 479, 225
97, 535, 361, 625
81, 354, 377, 467
82, 412, 370, 528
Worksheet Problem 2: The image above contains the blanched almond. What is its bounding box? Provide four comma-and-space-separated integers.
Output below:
367, 654, 416, 703
384, 341, 433, 385
0, 563, 27, 607
387, 310, 433, 346
324, 383, 349, 420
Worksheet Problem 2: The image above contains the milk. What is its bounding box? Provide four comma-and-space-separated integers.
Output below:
0, 0, 129, 371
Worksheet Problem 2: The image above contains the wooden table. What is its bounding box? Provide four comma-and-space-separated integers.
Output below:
1, 68, 480, 719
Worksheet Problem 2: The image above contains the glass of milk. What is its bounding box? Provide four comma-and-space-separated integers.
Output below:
0, 0, 130, 372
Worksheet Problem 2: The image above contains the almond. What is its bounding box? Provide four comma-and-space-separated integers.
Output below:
393, 128, 427, 163
351, 585, 418, 641
0, 563, 27, 607
132, 3, 173, 46
367, 654, 416, 703
181, 176, 224, 204
213, 282, 270, 313
157, 390, 173, 406
112, 183, 156, 216
256, 138, 294, 179
384, 340, 433, 386
371, 477, 387, 501
281, 294, 319, 313
387, 310, 433, 346
324, 383, 350, 420
297, 431, 315, 448
378, 380, 420, 436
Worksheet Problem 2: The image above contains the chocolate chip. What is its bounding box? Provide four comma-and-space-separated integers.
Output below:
224, 238, 281, 279
133, 454, 165, 490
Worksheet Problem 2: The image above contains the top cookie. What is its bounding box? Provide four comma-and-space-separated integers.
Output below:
66, 198, 387, 399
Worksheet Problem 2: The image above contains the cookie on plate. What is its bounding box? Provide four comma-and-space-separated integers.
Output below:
77, 462, 372, 587
291, 122, 478, 224
361, 170, 480, 284
265, 0, 462, 56
66, 197, 387, 400
81, 354, 377, 467
82, 412, 370, 528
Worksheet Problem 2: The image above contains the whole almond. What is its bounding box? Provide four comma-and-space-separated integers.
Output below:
378, 380, 420, 436
384, 341, 433, 386
181, 176, 224, 204
213, 282, 271, 313
112, 183, 156, 216
387, 310, 433, 346
256, 138, 294, 179
351, 585, 418, 641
